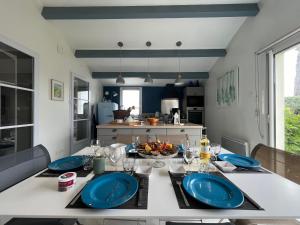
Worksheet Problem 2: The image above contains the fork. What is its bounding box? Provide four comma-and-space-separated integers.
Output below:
176, 180, 190, 207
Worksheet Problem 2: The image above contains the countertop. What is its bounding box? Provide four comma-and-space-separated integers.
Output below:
96, 122, 203, 129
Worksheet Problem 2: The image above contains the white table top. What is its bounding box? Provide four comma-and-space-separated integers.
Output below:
0, 147, 300, 220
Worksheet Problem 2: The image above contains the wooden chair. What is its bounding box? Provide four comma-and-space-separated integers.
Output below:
234, 143, 300, 225
0, 145, 79, 225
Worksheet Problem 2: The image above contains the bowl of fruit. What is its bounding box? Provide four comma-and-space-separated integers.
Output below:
137, 141, 178, 159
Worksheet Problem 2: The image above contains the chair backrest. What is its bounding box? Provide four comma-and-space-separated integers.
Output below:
251, 143, 300, 185
221, 136, 249, 156
0, 144, 51, 192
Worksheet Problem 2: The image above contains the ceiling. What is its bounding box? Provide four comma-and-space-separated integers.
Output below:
39, 0, 260, 86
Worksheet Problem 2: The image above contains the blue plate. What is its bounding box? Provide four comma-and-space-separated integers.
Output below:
183, 173, 244, 209
218, 154, 261, 168
48, 155, 85, 171
81, 172, 138, 209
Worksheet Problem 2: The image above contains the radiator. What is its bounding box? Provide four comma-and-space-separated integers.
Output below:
221, 136, 250, 156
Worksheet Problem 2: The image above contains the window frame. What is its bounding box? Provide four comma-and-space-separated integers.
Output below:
120, 87, 142, 115
0, 34, 38, 152
268, 32, 300, 148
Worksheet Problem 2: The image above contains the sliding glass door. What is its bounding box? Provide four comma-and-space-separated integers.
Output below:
274, 44, 300, 154
71, 75, 90, 154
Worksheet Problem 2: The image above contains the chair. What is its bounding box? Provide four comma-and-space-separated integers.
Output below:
234, 143, 300, 225
251, 143, 300, 184
0, 144, 79, 225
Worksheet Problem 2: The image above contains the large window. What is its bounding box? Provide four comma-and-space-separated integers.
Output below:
0, 41, 34, 156
274, 43, 300, 154
120, 87, 142, 115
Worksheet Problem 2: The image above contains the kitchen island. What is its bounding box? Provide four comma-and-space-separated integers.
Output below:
96, 123, 204, 146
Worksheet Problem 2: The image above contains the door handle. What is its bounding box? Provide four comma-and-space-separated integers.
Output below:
146, 129, 151, 132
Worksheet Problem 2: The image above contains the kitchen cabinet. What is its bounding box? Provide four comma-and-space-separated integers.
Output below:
97, 124, 203, 146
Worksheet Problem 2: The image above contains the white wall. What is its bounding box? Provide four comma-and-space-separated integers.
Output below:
205, 0, 300, 150
0, 0, 103, 159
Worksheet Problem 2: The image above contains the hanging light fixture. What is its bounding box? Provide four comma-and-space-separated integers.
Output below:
144, 41, 153, 84
174, 41, 184, 86
116, 41, 125, 84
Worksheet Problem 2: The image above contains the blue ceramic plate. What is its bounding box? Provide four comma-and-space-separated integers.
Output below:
218, 154, 261, 168
183, 173, 244, 209
81, 172, 138, 209
48, 155, 85, 171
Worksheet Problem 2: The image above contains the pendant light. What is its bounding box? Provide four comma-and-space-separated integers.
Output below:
174, 41, 184, 86
144, 41, 153, 84
116, 41, 125, 84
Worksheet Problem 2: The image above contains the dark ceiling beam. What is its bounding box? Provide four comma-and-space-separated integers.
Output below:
92, 72, 209, 79
42, 4, 259, 20
75, 49, 226, 58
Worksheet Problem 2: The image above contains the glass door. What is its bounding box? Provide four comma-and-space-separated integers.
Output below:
71, 75, 90, 154
274, 43, 300, 154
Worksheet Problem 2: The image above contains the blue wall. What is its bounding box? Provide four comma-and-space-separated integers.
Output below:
103, 86, 184, 113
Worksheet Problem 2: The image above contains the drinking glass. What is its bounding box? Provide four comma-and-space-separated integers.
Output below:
83, 155, 93, 171
123, 158, 135, 175
91, 139, 101, 156
183, 148, 195, 175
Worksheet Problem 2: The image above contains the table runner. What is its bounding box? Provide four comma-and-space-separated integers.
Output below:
169, 171, 264, 210
66, 172, 149, 209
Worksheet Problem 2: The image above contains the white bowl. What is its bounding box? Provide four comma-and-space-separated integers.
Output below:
214, 161, 237, 172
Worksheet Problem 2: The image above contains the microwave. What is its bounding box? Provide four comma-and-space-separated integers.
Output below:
187, 96, 204, 107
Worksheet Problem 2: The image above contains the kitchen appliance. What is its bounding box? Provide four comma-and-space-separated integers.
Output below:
187, 96, 204, 107
187, 107, 204, 125
171, 108, 180, 124
97, 102, 118, 124
161, 98, 179, 115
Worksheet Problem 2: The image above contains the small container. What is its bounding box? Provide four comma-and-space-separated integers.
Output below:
58, 172, 77, 192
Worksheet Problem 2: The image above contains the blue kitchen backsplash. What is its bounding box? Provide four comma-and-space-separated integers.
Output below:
103, 86, 184, 113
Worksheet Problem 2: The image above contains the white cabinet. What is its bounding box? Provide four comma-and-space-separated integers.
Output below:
97, 127, 202, 146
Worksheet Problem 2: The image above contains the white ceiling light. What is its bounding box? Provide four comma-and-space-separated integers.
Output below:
175, 41, 184, 86
116, 41, 125, 84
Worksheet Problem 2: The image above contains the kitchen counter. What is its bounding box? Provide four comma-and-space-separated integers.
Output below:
97, 122, 203, 146
96, 122, 203, 129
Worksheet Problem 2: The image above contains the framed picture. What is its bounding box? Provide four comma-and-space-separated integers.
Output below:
51, 79, 64, 101
217, 67, 239, 107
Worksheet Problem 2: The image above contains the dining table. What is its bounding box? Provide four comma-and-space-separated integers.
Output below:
0, 146, 300, 224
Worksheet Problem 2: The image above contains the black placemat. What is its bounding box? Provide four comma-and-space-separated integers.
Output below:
36, 167, 92, 177
66, 172, 149, 209
212, 161, 271, 174
169, 171, 264, 210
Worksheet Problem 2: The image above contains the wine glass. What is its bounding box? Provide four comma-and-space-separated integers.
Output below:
183, 148, 195, 175
108, 147, 126, 170
210, 143, 221, 161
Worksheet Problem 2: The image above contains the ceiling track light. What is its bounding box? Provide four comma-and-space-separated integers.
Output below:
116, 41, 125, 84
144, 41, 153, 84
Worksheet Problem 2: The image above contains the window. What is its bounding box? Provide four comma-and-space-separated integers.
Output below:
274, 43, 300, 154
0, 41, 34, 156
71, 76, 90, 153
120, 87, 142, 115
